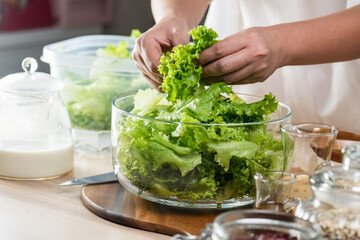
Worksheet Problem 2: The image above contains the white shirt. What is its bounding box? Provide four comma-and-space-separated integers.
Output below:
205, 0, 360, 133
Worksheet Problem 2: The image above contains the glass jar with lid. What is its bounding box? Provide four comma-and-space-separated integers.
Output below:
295, 142, 360, 239
171, 210, 322, 240
0, 58, 74, 179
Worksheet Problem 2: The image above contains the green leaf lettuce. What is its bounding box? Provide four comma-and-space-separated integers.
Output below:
116, 26, 287, 202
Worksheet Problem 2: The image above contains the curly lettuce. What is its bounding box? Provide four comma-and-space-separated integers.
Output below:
158, 26, 218, 102
116, 26, 286, 202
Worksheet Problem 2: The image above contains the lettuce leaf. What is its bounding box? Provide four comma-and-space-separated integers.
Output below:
130, 29, 142, 39
117, 26, 285, 202
96, 29, 142, 58
96, 41, 131, 59
159, 26, 218, 102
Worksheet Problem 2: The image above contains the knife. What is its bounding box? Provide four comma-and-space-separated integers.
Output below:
59, 172, 117, 186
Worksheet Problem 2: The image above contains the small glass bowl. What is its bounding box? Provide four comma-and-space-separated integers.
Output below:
111, 93, 292, 208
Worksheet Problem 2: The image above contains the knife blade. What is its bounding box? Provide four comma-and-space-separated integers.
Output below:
59, 172, 117, 186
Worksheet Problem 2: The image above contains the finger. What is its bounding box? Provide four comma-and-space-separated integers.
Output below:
205, 74, 266, 86
135, 56, 163, 84
197, 34, 246, 66
201, 48, 251, 77
147, 77, 163, 91
141, 40, 163, 75
203, 78, 225, 85
134, 35, 164, 75
140, 71, 163, 91
203, 62, 255, 85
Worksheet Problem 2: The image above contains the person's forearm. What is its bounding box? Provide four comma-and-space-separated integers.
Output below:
151, 0, 210, 30
273, 4, 360, 66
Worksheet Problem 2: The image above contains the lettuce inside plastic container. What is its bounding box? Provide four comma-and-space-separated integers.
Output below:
64, 29, 149, 131
115, 26, 290, 205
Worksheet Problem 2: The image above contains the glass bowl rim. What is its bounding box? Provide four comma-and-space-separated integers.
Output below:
213, 209, 322, 239
280, 122, 339, 138
112, 92, 292, 127
41, 35, 140, 73
254, 171, 296, 184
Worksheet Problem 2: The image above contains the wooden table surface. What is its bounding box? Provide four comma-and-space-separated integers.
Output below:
0, 151, 171, 240
1, 131, 358, 239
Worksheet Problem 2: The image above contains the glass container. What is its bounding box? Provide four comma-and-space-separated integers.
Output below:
281, 123, 339, 201
112, 93, 292, 208
171, 210, 322, 240
281, 123, 338, 174
295, 142, 360, 239
42, 35, 150, 152
0, 58, 74, 179
253, 171, 300, 213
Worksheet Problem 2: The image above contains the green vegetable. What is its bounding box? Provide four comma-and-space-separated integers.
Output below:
116, 26, 286, 202
62, 29, 150, 131
96, 29, 142, 59
96, 41, 131, 59
159, 26, 218, 102
130, 29, 142, 39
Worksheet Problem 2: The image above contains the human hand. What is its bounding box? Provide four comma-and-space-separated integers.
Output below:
197, 27, 284, 85
132, 17, 191, 89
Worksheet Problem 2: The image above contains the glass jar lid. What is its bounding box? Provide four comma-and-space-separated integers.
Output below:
310, 143, 360, 208
0, 57, 63, 95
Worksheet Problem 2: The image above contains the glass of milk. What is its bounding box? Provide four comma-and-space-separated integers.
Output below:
0, 57, 74, 179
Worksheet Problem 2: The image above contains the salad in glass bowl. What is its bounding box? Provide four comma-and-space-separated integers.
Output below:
111, 26, 292, 208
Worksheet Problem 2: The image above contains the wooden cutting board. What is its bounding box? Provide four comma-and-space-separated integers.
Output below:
331, 130, 360, 162
81, 182, 249, 236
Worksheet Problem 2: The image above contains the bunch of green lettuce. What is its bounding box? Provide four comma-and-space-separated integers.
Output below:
62, 29, 150, 131
159, 26, 218, 102
116, 26, 285, 202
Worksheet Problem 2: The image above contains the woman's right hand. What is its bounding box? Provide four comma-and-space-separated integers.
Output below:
132, 17, 191, 89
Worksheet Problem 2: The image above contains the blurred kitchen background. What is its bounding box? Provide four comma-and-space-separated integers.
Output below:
0, 0, 155, 77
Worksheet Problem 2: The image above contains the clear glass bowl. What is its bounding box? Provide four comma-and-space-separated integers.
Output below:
42, 35, 150, 152
111, 93, 292, 208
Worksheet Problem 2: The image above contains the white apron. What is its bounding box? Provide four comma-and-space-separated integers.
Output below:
205, 0, 360, 133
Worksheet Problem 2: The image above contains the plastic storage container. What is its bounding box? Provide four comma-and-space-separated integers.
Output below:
295, 143, 360, 239
42, 35, 150, 152
0, 58, 73, 179
112, 93, 292, 209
